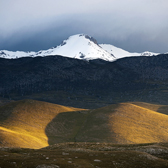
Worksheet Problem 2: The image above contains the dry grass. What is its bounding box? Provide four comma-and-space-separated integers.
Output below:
109, 103, 168, 144
132, 102, 168, 115
0, 99, 84, 149
1, 100, 168, 149
75, 102, 168, 144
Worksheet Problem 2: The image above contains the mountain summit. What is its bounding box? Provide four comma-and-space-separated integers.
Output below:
0, 34, 159, 61
36, 34, 115, 61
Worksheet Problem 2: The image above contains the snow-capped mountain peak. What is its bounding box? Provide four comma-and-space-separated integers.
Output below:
0, 34, 160, 61
35, 34, 115, 61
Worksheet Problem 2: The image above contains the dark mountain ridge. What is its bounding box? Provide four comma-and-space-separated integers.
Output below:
0, 54, 168, 108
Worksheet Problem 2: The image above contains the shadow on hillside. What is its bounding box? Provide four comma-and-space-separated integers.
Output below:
45, 105, 121, 146
45, 110, 88, 145
157, 106, 168, 115
0, 101, 19, 122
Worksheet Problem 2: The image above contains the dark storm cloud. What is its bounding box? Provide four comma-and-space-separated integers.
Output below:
0, 0, 168, 52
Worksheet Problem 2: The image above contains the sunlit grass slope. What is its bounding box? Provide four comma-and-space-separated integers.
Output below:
132, 102, 168, 115
0, 99, 84, 149
1, 100, 168, 149
75, 102, 168, 144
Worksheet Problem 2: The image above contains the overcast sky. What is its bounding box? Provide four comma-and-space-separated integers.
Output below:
0, 0, 168, 53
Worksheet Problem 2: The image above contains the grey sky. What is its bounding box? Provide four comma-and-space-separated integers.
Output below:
0, 0, 168, 52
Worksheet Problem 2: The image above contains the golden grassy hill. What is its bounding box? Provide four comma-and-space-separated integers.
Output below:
132, 101, 168, 115
74, 102, 168, 144
0, 99, 84, 149
1, 100, 168, 149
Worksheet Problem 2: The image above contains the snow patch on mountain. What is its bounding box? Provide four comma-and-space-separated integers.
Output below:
100, 44, 159, 59
140, 51, 159, 56
0, 50, 36, 59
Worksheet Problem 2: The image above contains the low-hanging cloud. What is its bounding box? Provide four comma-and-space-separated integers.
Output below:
0, 0, 168, 52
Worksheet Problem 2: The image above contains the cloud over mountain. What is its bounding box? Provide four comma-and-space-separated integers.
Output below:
0, 0, 168, 52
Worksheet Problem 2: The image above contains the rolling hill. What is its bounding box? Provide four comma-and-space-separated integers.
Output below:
0, 99, 84, 149
63, 102, 168, 144
1, 100, 168, 149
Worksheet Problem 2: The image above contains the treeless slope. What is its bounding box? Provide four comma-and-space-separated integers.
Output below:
132, 102, 168, 115
108, 103, 168, 144
1, 100, 168, 149
0, 99, 84, 149
75, 102, 168, 144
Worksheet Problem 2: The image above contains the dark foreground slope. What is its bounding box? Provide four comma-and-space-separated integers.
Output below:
1, 142, 168, 168
0, 54, 168, 108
